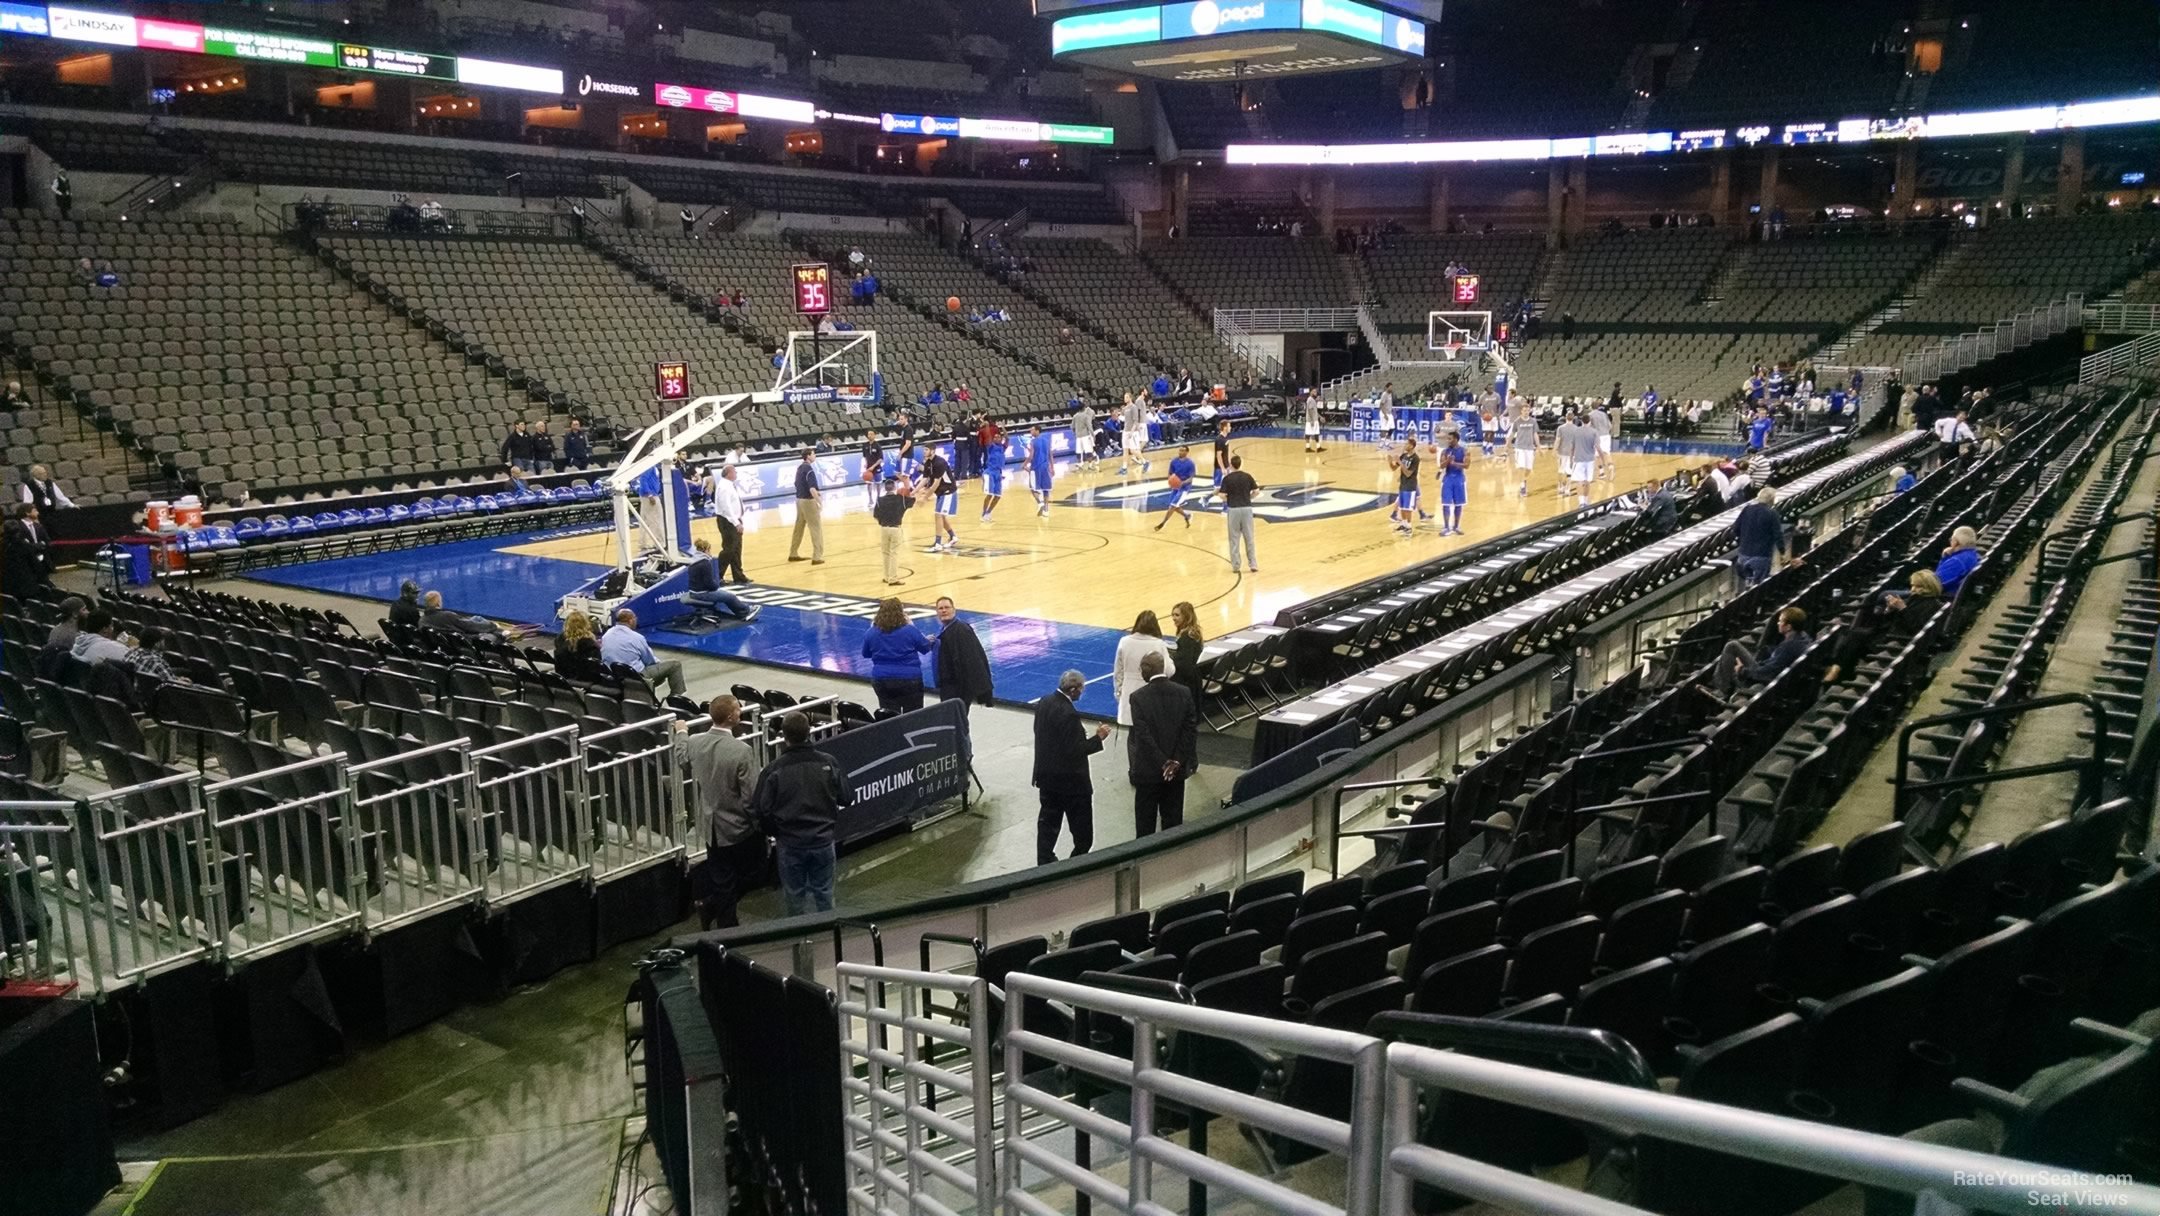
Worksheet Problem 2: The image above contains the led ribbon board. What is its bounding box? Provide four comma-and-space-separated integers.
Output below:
1227, 92, 2160, 165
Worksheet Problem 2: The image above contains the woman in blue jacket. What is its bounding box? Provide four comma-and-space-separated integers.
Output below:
861, 598, 933, 712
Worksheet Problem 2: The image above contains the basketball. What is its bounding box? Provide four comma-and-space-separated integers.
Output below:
946, 296, 962, 312
1167, 473, 1186, 489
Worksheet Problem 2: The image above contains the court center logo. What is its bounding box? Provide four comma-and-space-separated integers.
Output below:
1061, 481, 1387, 520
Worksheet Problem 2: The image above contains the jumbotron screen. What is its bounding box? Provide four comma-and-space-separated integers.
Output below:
1049, 0, 1430, 82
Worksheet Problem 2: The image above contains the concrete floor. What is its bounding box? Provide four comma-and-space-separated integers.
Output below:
73, 570, 1251, 1216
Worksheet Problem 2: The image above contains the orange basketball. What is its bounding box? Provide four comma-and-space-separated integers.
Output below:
1167, 473, 1186, 490
946, 296, 962, 313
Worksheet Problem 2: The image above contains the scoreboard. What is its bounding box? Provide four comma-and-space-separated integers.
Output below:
792, 263, 833, 316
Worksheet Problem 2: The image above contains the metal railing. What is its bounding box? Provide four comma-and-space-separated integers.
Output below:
1212, 307, 1364, 337
1003, 971, 1389, 1216
83, 775, 219, 983
0, 816, 85, 986
470, 723, 590, 905
1, 713, 686, 992
837, 962, 998, 1216
583, 715, 687, 881
1900, 293, 2084, 383
202, 752, 363, 964
2084, 301, 2160, 335
800, 966, 2160, 1216
2081, 329, 2160, 383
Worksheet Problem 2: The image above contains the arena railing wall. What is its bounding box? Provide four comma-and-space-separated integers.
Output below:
0, 713, 685, 996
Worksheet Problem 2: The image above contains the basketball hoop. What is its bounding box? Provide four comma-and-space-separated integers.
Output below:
1441, 342, 1464, 361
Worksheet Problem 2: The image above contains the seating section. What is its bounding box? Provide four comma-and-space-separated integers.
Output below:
0, 387, 138, 508
1016, 238, 1242, 384
1143, 237, 1353, 311
1714, 232, 1940, 327
1845, 215, 2160, 368
818, 230, 1155, 395
197, 129, 506, 197
0, 214, 541, 503
19, 117, 194, 176
1364, 233, 1546, 361
582, 230, 1077, 448
628, 164, 878, 216
319, 233, 770, 430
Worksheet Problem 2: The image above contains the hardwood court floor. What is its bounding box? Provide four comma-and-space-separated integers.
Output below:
507, 437, 1706, 637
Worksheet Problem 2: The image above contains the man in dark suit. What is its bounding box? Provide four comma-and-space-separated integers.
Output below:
1032, 669, 1109, 864
931, 597, 993, 717
1, 504, 52, 590
1126, 651, 1198, 839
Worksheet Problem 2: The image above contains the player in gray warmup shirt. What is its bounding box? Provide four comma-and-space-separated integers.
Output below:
1587, 405, 1615, 479
1510, 402, 1541, 498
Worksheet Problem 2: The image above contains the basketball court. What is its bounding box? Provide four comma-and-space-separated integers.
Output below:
246, 431, 1726, 714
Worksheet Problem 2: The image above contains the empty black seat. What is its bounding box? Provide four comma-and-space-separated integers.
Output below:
1499, 877, 1583, 944
1071, 909, 1150, 954
1358, 885, 1429, 947
1585, 854, 1660, 919
1571, 957, 1678, 1069
1287, 932, 1391, 1013
1669, 923, 1775, 1044
1505, 915, 1600, 1002
1298, 875, 1365, 918
1411, 944, 1507, 1017
1429, 867, 1501, 913
1658, 834, 1731, 894
1500, 848, 1565, 896
1231, 870, 1305, 910
1401, 901, 1501, 988
1182, 930, 1263, 987
1155, 910, 1229, 960
1276, 906, 1359, 971
1597, 889, 1690, 972
1834, 822, 1908, 895
1153, 890, 1231, 938
1228, 892, 1299, 949
1764, 843, 1841, 918
1685, 865, 1770, 945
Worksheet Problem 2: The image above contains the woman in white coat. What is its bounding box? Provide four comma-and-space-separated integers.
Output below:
1112, 610, 1175, 726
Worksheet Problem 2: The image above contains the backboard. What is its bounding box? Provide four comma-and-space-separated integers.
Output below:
1427, 311, 1494, 360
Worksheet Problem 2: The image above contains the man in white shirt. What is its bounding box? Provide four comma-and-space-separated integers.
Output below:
19, 463, 75, 511
1932, 409, 1975, 468
707, 464, 749, 584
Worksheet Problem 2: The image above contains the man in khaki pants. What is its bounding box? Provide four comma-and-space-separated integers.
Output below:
872, 474, 911, 585
787, 448, 825, 564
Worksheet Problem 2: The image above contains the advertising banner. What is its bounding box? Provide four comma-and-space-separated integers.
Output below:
825, 699, 971, 844
204, 26, 336, 66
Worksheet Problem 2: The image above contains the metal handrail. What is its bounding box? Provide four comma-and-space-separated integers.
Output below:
1325, 777, 1447, 877
1380, 1042, 2160, 1216
1892, 693, 2111, 829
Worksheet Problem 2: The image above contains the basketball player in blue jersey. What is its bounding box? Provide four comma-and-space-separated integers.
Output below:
979, 425, 1007, 525
1437, 429, 1469, 536
1028, 425, 1055, 517
1156, 445, 1196, 530
1388, 436, 1422, 535
922, 445, 959, 552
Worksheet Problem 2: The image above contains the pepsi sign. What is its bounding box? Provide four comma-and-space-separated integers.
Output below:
1162, 0, 1299, 39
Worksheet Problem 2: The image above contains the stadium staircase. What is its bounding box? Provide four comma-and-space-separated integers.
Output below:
1813, 238, 1969, 366
303, 233, 626, 449
583, 228, 789, 363
956, 243, 1178, 376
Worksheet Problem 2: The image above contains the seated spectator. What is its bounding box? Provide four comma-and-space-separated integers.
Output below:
1825, 572, 1942, 683
70, 610, 131, 666
1710, 607, 1813, 698
601, 608, 686, 698
1892, 465, 1916, 495
38, 596, 87, 671
94, 260, 118, 289
505, 464, 531, 494
1636, 478, 1678, 535
419, 590, 504, 638
123, 626, 184, 685
1, 379, 26, 410
554, 610, 603, 679
1935, 527, 1982, 596
388, 580, 423, 628
684, 538, 760, 623
1708, 459, 1749, 505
